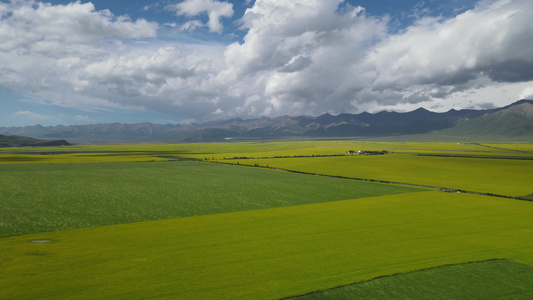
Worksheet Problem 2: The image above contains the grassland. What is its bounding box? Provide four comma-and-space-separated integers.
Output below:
1, 141, 532, 299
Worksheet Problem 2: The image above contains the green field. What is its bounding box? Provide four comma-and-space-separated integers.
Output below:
1, 141, 532, 299
0, 161, 418, 238
1, 192, 533, 299
229, 154, 533, 196
3, 141, 532, 164
14, 140, 529, 198
293, 259, 533, 299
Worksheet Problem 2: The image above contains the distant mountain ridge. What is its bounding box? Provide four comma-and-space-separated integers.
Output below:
1, 100, 532, 143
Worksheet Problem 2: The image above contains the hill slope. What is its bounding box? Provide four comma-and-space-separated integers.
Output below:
434, 100, 533, 141
0, 135, 71, 147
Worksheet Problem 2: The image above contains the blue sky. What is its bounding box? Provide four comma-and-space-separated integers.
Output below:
1, 0, 533, 127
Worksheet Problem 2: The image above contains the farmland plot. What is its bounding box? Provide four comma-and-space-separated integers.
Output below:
292, 259, 533, 299
228, 153, 533, 197
0, 161, 418, 237
1, 141, 532, 299
1, 191, 532, 299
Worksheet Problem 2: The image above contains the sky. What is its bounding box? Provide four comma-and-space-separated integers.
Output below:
1, 0, 533, 127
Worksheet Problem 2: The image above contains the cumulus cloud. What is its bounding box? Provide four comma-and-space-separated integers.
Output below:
219, 0, 388, 116
367, 0, 533, 101
0, 0, 157, 52
212, 0, 533, 117
0, 0, 160, 110
73, 45, 227, 116
1, 0, 533, 124
169, 0, 233, 33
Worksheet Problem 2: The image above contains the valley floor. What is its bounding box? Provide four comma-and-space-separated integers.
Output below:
1, 141, 532, 299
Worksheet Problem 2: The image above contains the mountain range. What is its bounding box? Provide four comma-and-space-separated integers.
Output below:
1, 100, 532, 144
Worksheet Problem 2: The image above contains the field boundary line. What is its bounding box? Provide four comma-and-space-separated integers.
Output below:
474, 143, 533, 154
281, 258, 511, 300
207, 160, 533, 202
415, 153, 533, 160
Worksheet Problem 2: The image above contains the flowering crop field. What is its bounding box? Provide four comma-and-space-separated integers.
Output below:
229, 154, 533, 197
4, 140, 532, 163
1, 141, 532, 299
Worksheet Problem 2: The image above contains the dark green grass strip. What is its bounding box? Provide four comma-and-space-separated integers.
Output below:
0, 161, 420, 238
289, 259, 533, 300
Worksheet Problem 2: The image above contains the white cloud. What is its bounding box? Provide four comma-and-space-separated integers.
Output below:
1, 0, 533, 125
217, 0, 388, 117
74, 115, 92, 122
368, 0, 533, 97
0, 0, 157, 52
179, 20, 205, 31
0, 0, 161, 111
519, 86, 533, 100
169, 0, 233, 33
215, 0, 533, 116
15, 110, 52, 120
164, 20, 205, 31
